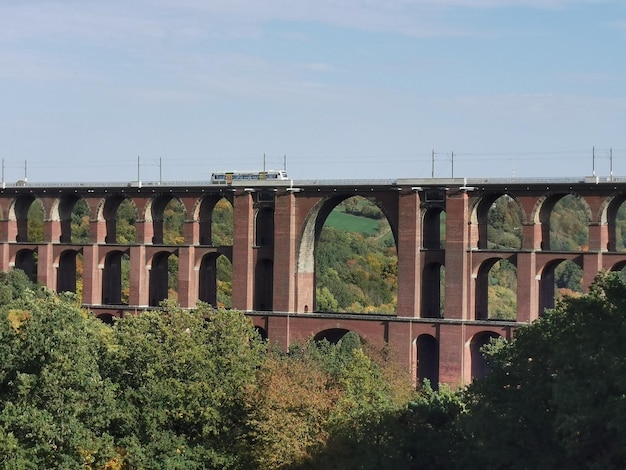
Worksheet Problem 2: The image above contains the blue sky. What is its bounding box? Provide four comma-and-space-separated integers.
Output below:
1, 0, 624, 183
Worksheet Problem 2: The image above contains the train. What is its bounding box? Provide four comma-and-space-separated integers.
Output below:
210, 170, 289, 185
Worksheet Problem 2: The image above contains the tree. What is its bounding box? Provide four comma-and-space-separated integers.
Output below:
463, 271, 626, 468
71, 198, 90, 243
0, 279, 119, 468
398, 382, 467, 469
246, 347, 338, 469
105, 302, 264, 469
289, 336, 416, 470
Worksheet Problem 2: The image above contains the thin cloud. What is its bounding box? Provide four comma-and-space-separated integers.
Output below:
1, 0, 613, 45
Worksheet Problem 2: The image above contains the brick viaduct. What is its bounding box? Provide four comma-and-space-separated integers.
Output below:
1, 176, 625, 386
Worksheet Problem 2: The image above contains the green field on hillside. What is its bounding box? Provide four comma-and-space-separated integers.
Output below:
325, 210, 380, 236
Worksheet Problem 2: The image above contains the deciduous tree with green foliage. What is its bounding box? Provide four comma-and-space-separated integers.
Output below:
463, 271, 626, 468
105, 301, 265, 469
0, 272, 119, 468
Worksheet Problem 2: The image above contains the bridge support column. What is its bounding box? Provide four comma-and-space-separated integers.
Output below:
37, 243, 55, 291
129, 245, 149, 307
588, 223, 608, 252
516, 252, 538, 322
82, 244, 102, 305
387, 321, 414, 381
440, 324, 466, 386
0, 216, 9, 271
444, 192, 470, 320
273, 192, 297, 312
135, 220, 154, 245
582, 252, 603, 292
177, 246, 198, 308
44, 219, 61, 243
184, 218, 200, 246
522, 223, 542, 250
267, 315, 290, 350
232, 191, 254, 311
397, 191, 421, 317
0, 242, 8, 273
90, 219, 107, 244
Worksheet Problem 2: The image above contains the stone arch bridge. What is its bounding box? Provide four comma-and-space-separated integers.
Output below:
1, 175, 624, 386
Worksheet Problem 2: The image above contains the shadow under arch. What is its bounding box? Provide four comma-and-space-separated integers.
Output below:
57, 249, 80, 294
15, 249, 37, 282
609, 259, 626, 273
422, 206, 445, 249
96, 313, 117, 325
469, 331, 502, 381
422, 261, 444, 318
149, 250, 178, 306
255, 258, 273, 311
102, 250, 130, 305
604, 194, 626, 252
416, 334, 439, 388
313, 328, 353, 344
538, 257, 582, 315
254, 326, 268, 341
199, 252, 232, 308
256, 205, 274, 247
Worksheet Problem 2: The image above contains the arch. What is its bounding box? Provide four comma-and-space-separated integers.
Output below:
198, 252, 232, 308
608, 259, 626, 273
300, 194, 398, 314
470, 193, 525, 250
199, 253, 219, 306
149, 250, 178, 306
56, 195, 84, 243
57, 249, 79, 293
194, 196, 233, 246
102, 250, 130, 305
604, 195, 626, 251
533, 193, 591, 251
298, 194, 398, 274
469, 331, 501, 381
416, 334, 439, 387
314, 328, 354, 344
149, 195, 186, 245
538, 258, 582, 315
608, 261, 626, 283
9, 195, 44, 242
99, 196, 137, 244
254, 258, 273, 311
475, 257, 517, 320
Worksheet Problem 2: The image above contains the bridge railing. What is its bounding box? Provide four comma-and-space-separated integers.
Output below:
3, 175, 626, 189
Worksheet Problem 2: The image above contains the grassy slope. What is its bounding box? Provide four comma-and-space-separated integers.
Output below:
324, 211, 380, 236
